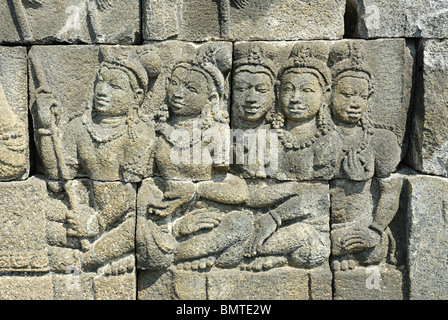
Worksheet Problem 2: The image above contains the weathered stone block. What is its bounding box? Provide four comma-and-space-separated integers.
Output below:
0, 177, 48, 273
406, 175, 448, 300
0, 0, 140, 44
207, 267, 331, 300
0, 274, 53, 300
407, 39, 448, 178
333, 264, 405, 300
143, 0, 345, 41
0, 46, 29, 181
349, 0, 448, 39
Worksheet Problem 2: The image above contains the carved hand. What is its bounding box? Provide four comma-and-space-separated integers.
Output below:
33, 90, 60, 129
96, 0, 114, 11
22, 0, 43, 9
245, 213, 277, 258
174, 209, 223, 237
231, 0, 250, 9
341, 227, 381, 253
66, 206, 100, 238
151, 181, 196, 217
342, 149, 369, 181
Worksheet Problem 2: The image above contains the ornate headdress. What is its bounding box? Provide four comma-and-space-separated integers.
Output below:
233, 43, 277, 83
329, 41, 375, 94
278, 42, 332, 88
99, 47, 161, 96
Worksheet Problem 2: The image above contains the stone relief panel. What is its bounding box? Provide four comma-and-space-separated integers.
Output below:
0, 46, 29, 181
143, 0, 345, 41
407, 39, 448, 178
0, 0, 140, 44
134, 39, 412, 300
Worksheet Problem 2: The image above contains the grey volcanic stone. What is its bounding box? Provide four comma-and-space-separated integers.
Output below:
407, 40, 448, 178
0, 0, 140, 44
406, 174, 448, 300
349, 0, 448, 39
143, 0, 345, 41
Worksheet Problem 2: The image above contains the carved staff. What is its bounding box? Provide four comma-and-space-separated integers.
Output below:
7, 0, 41, 42
29, 55, 71, 183
219, 0, 231, 38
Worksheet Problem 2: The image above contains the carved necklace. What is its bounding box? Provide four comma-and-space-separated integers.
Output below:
83, 113, 127, 143
340, 120, 374, 155
278, 115, 331, 151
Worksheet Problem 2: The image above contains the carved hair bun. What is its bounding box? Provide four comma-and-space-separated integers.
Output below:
290, 42, 330, 64
137, 48, 162, 79
197, 43, 232, 74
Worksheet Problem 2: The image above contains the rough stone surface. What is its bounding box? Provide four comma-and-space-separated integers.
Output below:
349, 0, 448, 39
0, 0, 446, 301
407, 39, 448, 178
143, 0, 346, 41
406, 174, 448, 300
0, 0, 140, 44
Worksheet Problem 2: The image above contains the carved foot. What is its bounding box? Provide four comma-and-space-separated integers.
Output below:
332, 258, 357, 271
98, 255, 135, 276
241, 256, 287, 272
175, 257, 216, 271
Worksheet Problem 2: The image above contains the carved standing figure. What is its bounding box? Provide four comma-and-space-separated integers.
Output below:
137, 44, 253, 272
329, 42, 402, 270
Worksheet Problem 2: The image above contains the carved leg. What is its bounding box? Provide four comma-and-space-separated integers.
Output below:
253, 222, 329, 270
174, 210, 253, 267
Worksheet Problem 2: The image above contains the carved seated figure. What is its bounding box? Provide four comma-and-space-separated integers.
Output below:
32, 48, 160, 273
137, 44, 253, 272
0, 82, 27, 180
237, 43, 337, 271
328, 42, 402, 270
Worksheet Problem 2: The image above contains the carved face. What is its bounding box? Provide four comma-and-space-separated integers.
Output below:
279, 71, 324, 122
233, 70, 274, 122
332, 76, 369, 125
94, 67, 136, 117
167, 66, 213, 118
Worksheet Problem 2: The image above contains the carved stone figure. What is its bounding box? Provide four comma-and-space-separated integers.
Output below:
137, 44, 253, 272
0, 81, 27, 180
275, 42, 341, 181
31, 48, 159, 183
29, 48, 161, 299
328, 41, 402, 270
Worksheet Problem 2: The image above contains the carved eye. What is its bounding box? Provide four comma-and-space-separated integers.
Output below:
361, 95, 368, 100
303, 88, 315, 93
171, 79, 178, 86
110, 83, 122, 90
188, 86, 198, 93
256, 86, 269, 93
